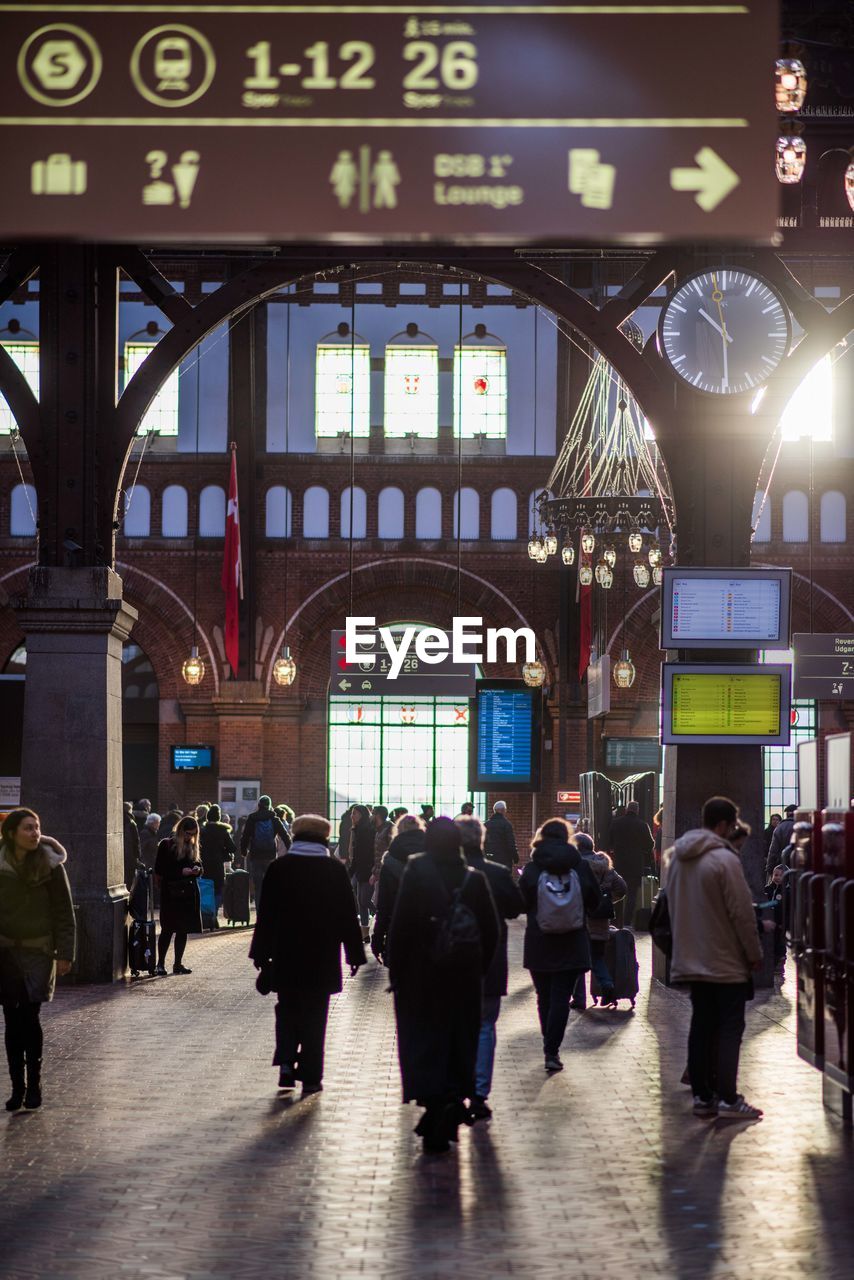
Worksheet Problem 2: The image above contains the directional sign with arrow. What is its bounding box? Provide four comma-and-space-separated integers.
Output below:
670, 147, 741, 213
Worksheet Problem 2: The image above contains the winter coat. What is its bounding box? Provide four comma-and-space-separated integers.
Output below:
200, 820, 236, 891
766, 819, 795, 880
582, 852, 628, 942
337, 810, 353, 861
519, 837, 603, 973
372, 820, 394, 876
387, 849, 500, 1103
123, 812, 141, 890
662, 828, 763, 984
463, 850, 524, 997
249, 841, 365, 994
240, 809, 291, 866
0, 838, 76, 1004
484, 813, 518, 868
372, 827, 427, 958
607, 813, 655, 881
349, 821, 376, 884
139, 825, 160, 868
155, 839, 204, 935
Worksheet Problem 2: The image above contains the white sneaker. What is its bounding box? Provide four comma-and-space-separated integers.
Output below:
717, 1094, 763, 1122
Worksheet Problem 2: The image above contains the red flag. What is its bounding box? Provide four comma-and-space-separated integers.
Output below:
577, 536, 592, 682
221, 444, 243, 676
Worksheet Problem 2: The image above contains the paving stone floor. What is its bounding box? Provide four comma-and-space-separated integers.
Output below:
2, 923, 854, 1280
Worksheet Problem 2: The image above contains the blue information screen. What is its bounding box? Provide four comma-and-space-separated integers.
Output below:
475, 688, 535, 785
172, 746, 214, 772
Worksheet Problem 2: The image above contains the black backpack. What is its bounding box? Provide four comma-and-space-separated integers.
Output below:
649, 888, 673, 957
429, 870, 482, 972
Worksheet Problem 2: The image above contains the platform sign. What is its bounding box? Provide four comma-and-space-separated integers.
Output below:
0, 2, 777, 243
330, 628, 476, 697
794, 633, 854, 701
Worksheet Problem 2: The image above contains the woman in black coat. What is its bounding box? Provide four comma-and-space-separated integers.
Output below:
519, 818, 602, 1073
154, 815, 204, 976
249, 813, 365, 1096
387, 817, 500, 1154
371, 815, 426, 964
0, 808, 75, 1112
347, 804, 375, 941
200, 804, 236, 923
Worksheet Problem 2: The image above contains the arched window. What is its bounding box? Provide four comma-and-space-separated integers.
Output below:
315, 341, 370, 438
415, 487, 442, 539
384, 343, 439, 438
199, 485, 226, 537
752, 489, 771, 543
0, 342, 39, 435
265, 486, 292, 537
303, 486, 329, 538
123, 484, 151, 537
491, 488, 517, 540
454, 341, 508, 439
782, 489, 809, 542
161, 484, 188, 537
820, 490, 846, 543
453, 487, 480, 539
340, 486, 367, 539
378, 486, 405, 538
124, 340, 180, 437
10, 483, 36, 536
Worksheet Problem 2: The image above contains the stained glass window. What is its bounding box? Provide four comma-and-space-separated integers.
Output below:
453, 345, 508, 439
315, 343, 370, 438
384, 345, 439, 438
762, 648, 816, 821
0, 342, 39, 434
125, 341, 180, 436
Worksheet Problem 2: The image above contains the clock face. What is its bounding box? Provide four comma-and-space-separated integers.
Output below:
658, 269, 791, 396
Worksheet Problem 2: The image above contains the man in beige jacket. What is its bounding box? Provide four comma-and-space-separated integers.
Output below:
662, 796, 764, 1122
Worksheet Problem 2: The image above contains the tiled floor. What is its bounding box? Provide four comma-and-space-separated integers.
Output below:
2, 924, 854, 1279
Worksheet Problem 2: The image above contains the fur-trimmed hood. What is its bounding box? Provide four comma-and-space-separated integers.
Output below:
0, 836, 68, 884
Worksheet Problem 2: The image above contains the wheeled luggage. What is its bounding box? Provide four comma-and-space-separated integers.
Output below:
198, 876, 217, 929
223, 868, 251, 926
127, 864, 157, 977
591, 926, 640, 1008
634, 874, 659, 931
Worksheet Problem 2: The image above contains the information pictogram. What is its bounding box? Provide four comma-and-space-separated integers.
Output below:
130, 25, 216, 109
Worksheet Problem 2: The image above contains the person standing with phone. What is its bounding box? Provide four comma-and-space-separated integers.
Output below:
155, 816, 204, 976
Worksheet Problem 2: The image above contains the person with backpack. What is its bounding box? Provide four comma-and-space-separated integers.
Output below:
570, 832, 627, 1011
240, 796, 291, 915
386, 817, 500, 1154
200, 804, 237, 926
519, 819, 603, 1073
371, 814, 426, 965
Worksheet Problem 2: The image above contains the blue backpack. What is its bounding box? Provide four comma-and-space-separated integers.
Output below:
252, 816, 277, 856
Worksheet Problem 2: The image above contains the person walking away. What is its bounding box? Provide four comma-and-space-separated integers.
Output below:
570, 832, 627, 1010
160, 807, 183, 840
455, 814, 524, 1120
371, 814, 426, 964
123, 800, 142, 891
0, 809, 75, 1112
139, 812, 161, 868
133, 798, 152, 831
155, 816, 204, 975
484, 800, 518, 870
200, 804, 236, 926
765, 804, 797, 880
275, 804, 294, 841
387, 817, 499, 1153
348, 804, 375, 942
519, 819, 603, 1073
337, 805, 355, 863
249, 814, 365, 1096
456, 802, 475, 819
371, 805, 394, 899
607, 800, 654, 929
663, 795, 764, 1121
241, 795, 291, 915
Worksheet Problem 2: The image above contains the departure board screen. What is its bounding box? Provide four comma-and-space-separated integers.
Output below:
171, 745, 215, 772
470, 681, 542, 792
661, 664, 791, 746
660, 568, 791, 649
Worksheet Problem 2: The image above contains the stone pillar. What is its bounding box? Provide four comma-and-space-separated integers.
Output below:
13, 566, 137, 982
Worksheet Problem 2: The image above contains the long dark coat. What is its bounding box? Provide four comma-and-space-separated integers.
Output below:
349, 821, 375, 884
463, 850, 524, 998
155, 839, 204, 934
372, 826, 427, 957
0, 838, 76, 1004
199, 820, 236, 891
248, 843, 365, 993
387, 850, 500, 1103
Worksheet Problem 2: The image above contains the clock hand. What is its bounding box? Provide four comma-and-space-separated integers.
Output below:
699, 308, 734, 343
710, 274, 731, 391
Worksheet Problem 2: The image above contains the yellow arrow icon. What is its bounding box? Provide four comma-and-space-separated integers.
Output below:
670, 146, 740, 213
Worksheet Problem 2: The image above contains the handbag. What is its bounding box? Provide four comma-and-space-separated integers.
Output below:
649, 888, 673, 957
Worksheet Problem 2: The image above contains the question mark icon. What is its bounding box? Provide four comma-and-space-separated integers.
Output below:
142, 150, 174, 205
146, 150, 168, 181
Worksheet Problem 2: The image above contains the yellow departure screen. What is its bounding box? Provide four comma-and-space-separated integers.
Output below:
671, 672, 782, 737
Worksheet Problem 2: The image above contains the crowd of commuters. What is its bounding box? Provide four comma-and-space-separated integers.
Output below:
1, 786, 788, 1139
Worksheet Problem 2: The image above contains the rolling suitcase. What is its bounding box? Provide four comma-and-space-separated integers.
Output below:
127, 865, 157, 978
223, 868, 251, 926
591, 926, 640, 1008
199, 876, 217, 930
634, 874, 659, 931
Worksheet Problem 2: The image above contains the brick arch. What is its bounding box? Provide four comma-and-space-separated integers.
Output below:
116, 562, 221, 696
267, 556, 550, 698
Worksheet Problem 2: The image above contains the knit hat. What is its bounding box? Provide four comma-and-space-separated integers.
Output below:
292, 814, 331, 841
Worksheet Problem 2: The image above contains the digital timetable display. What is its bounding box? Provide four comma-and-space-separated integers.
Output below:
469, 681, 542, 792
660, 568, 791, 650
661, 664, 792, 746
171, 745, 215, 772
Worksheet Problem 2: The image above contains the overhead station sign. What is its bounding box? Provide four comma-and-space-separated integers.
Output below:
330, 628, 476, 697
794, 633, 854, 701
0, 2, 777, 243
